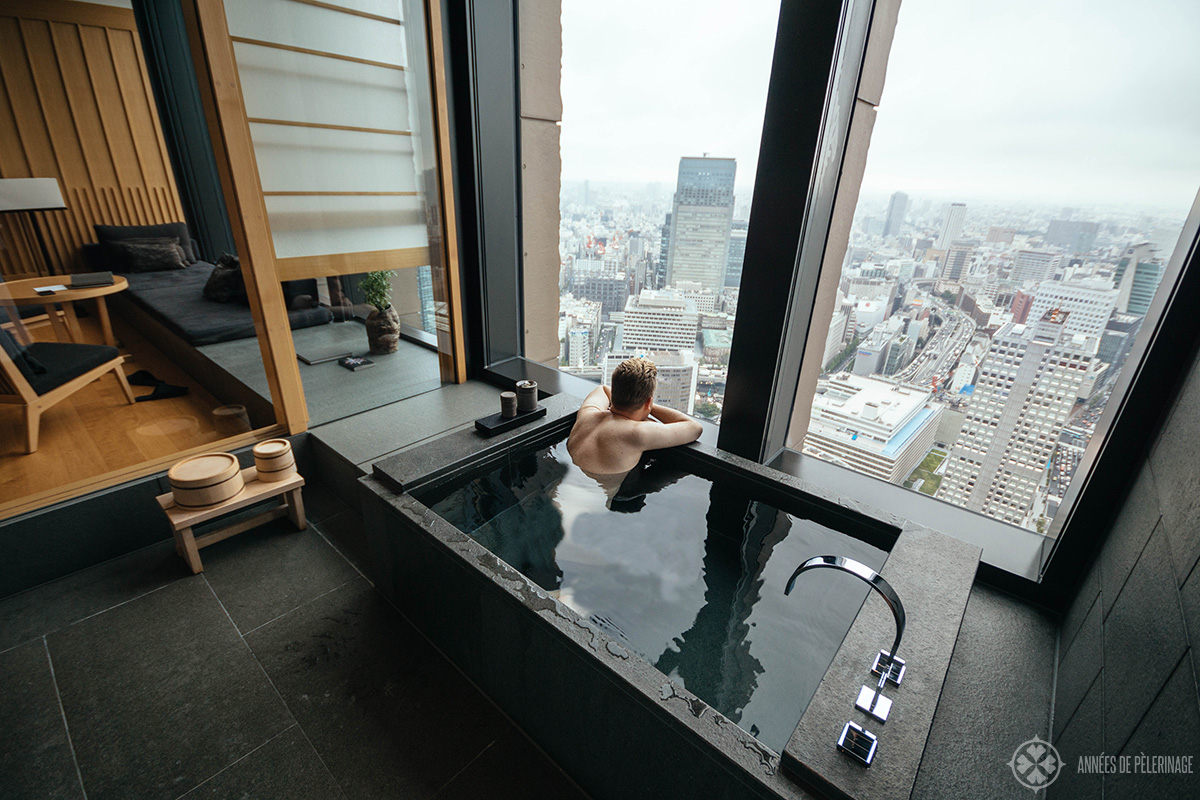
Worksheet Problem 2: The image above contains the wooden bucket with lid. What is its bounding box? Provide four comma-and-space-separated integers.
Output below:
253, 438, 296, 482
168, 453, 244, 508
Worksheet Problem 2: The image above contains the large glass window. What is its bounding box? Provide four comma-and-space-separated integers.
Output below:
788, 0, 1200, 541
546, 1, 780, 420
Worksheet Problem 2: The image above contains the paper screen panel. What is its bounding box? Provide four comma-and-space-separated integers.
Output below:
224, 0, 408, 67
265, 195, 427, 258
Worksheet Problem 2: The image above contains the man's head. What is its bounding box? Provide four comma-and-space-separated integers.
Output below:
611, 357, 657, 412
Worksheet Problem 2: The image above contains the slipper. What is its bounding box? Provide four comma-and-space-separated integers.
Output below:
127, 370, 162, 387
136, 383, 189, 402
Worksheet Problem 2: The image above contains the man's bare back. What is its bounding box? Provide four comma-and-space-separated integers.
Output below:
567, 384, 702, 476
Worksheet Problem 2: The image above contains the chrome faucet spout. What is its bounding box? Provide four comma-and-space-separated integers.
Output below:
785, 555, 905, 667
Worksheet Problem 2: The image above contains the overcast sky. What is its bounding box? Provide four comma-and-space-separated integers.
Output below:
560, 0, 1200, 212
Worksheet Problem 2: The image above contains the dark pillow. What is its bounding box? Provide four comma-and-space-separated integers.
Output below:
95, 222, 197, 263
203, 253, 247, 303
103, 237, 189, 273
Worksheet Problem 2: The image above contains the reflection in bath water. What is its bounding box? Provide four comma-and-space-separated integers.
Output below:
426, 439, 886, 752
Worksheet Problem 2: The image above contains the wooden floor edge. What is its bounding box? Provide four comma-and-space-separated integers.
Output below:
0, 424, 288, 522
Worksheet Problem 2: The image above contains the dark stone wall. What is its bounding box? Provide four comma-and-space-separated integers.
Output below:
1052, 361, 1200, 798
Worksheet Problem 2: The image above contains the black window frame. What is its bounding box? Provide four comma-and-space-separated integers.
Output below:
440, 0, 1200, 611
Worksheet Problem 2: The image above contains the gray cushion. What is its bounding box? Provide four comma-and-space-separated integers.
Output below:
103, 237, 189, 273
95, 222, 197, 262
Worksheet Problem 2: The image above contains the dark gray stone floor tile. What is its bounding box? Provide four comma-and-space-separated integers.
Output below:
314, 509, 369, 575
1101, 465, 1162, 619
912, 585, 1056, 800
1060, 553, 1101, 657
1147, 365, 1200, 584
200, 520, 359, 633
0, 541, 186, 654
1108, 655, 1200, 800
47, 579, 292, 800
432, 729, 588, 800
179, 725, 346, 799
0, 640, 84, 800
1052, 671, 1103, 800
1103, 527, 1189, 754
1181, 567, 1200, 670
1054, 594, 1102, 739
302, 480, 351, 524
245, 578, 510, 800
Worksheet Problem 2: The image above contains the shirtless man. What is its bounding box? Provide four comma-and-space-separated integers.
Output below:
567, 357, 703, 477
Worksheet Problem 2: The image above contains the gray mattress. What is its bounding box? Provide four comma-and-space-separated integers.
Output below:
119, 263, 332, 346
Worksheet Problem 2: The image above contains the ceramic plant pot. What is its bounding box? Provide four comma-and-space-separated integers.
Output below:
366, 305, 400, 354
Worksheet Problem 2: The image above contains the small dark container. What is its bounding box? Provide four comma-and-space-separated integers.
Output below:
500, 391, 518, 418
515, 380, 538, 413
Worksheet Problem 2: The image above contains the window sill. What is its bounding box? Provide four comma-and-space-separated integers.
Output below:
770, 448, 1049, 588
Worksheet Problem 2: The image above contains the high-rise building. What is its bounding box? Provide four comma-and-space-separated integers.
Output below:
603, 350, 698, 415
725, 219, 748, 287
1098, 312, 1143, 372
570, 257, 631, 319
939, 310, 1099, 527
802, 374, 943, 484
883, 191, 909, 237
665, 157, 736, 292
654, 213, 671, 290
941, 239, 979, 283
1025, 279, 1118, 340
1011, 250, 1063, 285
1045, 219, 1099, 254
1010, 290, 1035, 324
621, 290, 700, 352
934, 203, 967, 250
986, 226, 1017, 245
1113, 243, 1166, 317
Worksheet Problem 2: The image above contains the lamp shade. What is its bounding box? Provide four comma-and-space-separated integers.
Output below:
0, 178, 66, 212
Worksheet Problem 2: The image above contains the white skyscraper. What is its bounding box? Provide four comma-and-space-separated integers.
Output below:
665, 157, 736, 292
1011, 250, 1063, 285
939, 310, 1099, 528
934, 203, 967, 250
621, 290, 700, 352
1026, 280, 1119, 340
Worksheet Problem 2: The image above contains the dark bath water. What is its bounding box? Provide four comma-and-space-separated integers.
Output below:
424, 439, 887, 752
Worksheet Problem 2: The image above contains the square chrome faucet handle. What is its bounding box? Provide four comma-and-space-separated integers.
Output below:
871, 650, 906, 686
838, 720, 878, 767
855, 685, 892, 722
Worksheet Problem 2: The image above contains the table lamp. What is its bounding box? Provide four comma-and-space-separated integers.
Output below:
0, 178, 67, 276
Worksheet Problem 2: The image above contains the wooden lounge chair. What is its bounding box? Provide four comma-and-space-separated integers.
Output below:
0, 326, 135, 453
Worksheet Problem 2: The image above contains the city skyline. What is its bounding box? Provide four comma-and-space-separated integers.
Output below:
560, 0, 1200, 210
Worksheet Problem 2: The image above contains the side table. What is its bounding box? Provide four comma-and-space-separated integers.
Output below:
156, 466, 305, 574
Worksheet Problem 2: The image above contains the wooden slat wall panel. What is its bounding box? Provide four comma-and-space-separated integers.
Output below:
0, 3, 185, 278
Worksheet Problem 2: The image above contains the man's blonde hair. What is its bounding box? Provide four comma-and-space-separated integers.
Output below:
611, 357, 656, 411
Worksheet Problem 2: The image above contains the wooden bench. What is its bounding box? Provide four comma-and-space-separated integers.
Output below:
157, 466, 305, 574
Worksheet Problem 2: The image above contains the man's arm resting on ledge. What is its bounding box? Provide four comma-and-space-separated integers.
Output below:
580, 384, 611, 411
637, 403, 703, 450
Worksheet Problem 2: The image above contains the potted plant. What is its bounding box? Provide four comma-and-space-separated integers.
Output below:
359, 270, 400, 354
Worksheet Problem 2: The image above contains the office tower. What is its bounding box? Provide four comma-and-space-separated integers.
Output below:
417, 265, 435, 333
726, 219, 748, 287
883, 191, 909, 237
934, 203, 967, 250
941, 239, 978, 283
665, 157, 736, 292
1010, 290, 1035, 324
1098, 312, 1143, 371
802, 374, 943, 484
621, 290, 700, 352
1025, 280, 1118, 339
569, 257, 630, 319
1113, 243, 1166, 317
603, 350, 698, 414
822, 310, 849, 366
986, 226, 1017, 245
939, 310, 1099, 527
1011, 250, 1063, 285
566, 327, 591, 367
1045, 219, 1099, 254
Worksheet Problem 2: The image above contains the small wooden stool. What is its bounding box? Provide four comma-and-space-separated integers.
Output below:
157, 466, 306, 574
